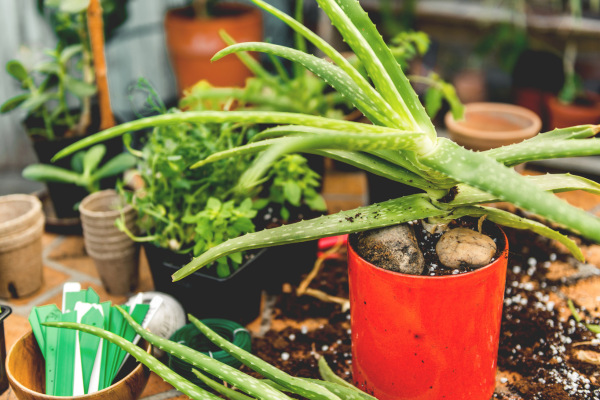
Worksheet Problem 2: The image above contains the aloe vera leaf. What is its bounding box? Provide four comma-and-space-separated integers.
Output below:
302, 380, 377, 400
174, 194, 448, 280
213, 43, 392, 127
337, 0, 436, 139
522, 125, 598, 142
247, 0, 404, 128
189, 316, 342, 400
419, 138, 600, 243
447, 205, 584, 262
249, 124, 404, 143
219, 30, 274, 82
22, 164, 83, 185
313, 0, 417, 131
485, 137, 600, 167
41, 321, 217, 400
293, 0, 307, 79
445, 174, 600, 207
317, 357, 356, 391
52, 112, 393, 161
112, 307, 291, 400
192, 370, 256, 400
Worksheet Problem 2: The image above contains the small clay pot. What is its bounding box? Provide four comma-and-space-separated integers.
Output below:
6, 330, 151, 400
0, 195, 44, 299
79, 190, 139, 295
445, 102, 542, 151
164, 3, 263, 95
545, 94, 600, 129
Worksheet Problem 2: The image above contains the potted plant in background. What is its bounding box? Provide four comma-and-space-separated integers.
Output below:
164, 0, 263, 95
53, 0, 600, 398
1, 0, 119, 220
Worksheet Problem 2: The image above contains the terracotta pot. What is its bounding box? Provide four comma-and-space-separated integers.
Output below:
545, 94, 600, 129
0, 195, 44, 299
164, 3, 263, 95
445, 102, 542, 151
79, 190, 139, 295
6, 330, 151, 400
348, 227, 509, 400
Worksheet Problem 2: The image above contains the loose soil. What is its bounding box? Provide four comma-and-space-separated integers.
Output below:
249, 219, 600, 400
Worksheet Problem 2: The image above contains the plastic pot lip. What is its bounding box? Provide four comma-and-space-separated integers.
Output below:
347, 226, 508, 280
0, 195, 42, 235
444, 102, 542, 141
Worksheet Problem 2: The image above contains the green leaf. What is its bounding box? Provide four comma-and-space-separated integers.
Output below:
22, 164, 82, 185
424, 87, 442, 119
59, 0, 90, 13
523, 125, 597, 143
568, 299, 582, 323
420, 138, 600, 245
173, 194, 448, 281
219, 30, 274, 82
92, 153, 137, 180
83, 144, 106, 177
216, 258, 231, 278
280, 206, 290, 222
70, 150, 86, 173
52, 111, 393, 162
228, 252, 242, 264
253, 198, 270, 210
232, 217, 254, 232
34, 61, 61, 75
192, 370, 255, 400
6, 60, 28, 82
64, 75, 97, 98
0, 93, 29, 113
20, 92, 56, 111
59, 44, 83, 64
318, 357, 359, 392
206, 197, 221, 212
283, 181, 301, 206
213, 43, 392, 127
305, 194, 327, 211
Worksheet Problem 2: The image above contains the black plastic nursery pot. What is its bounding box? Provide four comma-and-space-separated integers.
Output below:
0, 305, 12, 395
144, 244, 266, 325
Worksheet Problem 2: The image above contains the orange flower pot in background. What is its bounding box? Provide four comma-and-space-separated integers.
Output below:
164, 3, 263, 96
545, 94, 600, 129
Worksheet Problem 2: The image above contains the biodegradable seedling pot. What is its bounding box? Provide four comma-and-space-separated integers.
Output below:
79, 190, 139, 295
164, 3, 263, 94
0, 306, 12, 395
144, 244, 266, 325
445, 102, 542, 151
545, 94, 600, 129
348, 228, 509, 400
6, 330, 151, 400
0, 195, 44, 299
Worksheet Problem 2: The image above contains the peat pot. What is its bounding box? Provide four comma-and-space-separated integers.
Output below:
445, 102, 542, 151
0, 306, 12, 395
79, 190, 139, 295
348, 227, 509, 400
144, 244, 266, 325
6, 330, 151, 400
164, 3, 263, 94
0, 195, 44, 299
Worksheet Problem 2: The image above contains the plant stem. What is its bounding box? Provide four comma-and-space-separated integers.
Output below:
42, 107, 55, 140
193, 0, 209, 18
87, 0, 115, 130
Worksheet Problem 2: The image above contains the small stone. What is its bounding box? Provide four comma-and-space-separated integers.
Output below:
356, 223, 425, 275
436, 228, 497, 269
281, 352, 290, 361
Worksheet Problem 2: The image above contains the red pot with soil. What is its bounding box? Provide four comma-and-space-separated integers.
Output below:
544, 93, 600, 129
164, 3, 263, 95
348, 221, 508, 400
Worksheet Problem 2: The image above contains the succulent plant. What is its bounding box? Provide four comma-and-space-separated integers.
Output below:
53, 0, 600, 281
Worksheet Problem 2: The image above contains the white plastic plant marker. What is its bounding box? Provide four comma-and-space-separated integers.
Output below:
87, 304, 105, 394
62, 282, 81, 313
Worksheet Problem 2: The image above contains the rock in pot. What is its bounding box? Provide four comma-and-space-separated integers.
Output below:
356, 223, 424, 275
436, 227, 496, 269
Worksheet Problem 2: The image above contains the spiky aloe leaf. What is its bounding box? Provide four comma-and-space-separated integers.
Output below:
247, 0, 405, 128
51, 112, 393, 161
41, 321, 217, 400
486, 138, 600, 167
174, 194, 448, 280
189, 316, 342, 400
446, 205, 584, 261
337, 0, 435, 138
112, 307, 292, 400
419, 138, 600, 243
317, 357, 356, 391
192, 370, 256, 400
249, 124, 402, 143
213, 43, 392, 127
524, 125, 598, 142
219, 30, 274, 82
301, 380, 377, 400
445, 174, 600, 207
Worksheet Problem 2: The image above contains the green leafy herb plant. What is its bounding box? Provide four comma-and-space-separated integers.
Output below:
53, 0, 600, 284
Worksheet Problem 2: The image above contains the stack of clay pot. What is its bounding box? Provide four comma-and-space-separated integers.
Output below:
0, 195, 44, 299
79, 190, 139, 295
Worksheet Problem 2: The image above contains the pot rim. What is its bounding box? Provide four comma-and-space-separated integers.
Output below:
347, 226, 508, 280
0, 195, 42, 236
6, 330, 151, 399
445, 102, 542, 141
79, 190, 133, 219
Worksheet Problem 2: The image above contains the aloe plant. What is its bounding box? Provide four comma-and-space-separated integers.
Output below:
43, 307, 371, 400
53, 0, 600, 281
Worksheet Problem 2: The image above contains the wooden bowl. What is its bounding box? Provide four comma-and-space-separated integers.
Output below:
6, 330, 151, 400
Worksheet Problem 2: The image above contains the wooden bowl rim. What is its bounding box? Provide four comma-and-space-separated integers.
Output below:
6, 329, 152, 399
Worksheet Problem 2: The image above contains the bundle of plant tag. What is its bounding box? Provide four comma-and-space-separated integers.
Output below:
28, 283, 159, 395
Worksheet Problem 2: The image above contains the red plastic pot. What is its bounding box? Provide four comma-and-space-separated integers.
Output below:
348, 229, 508, 400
